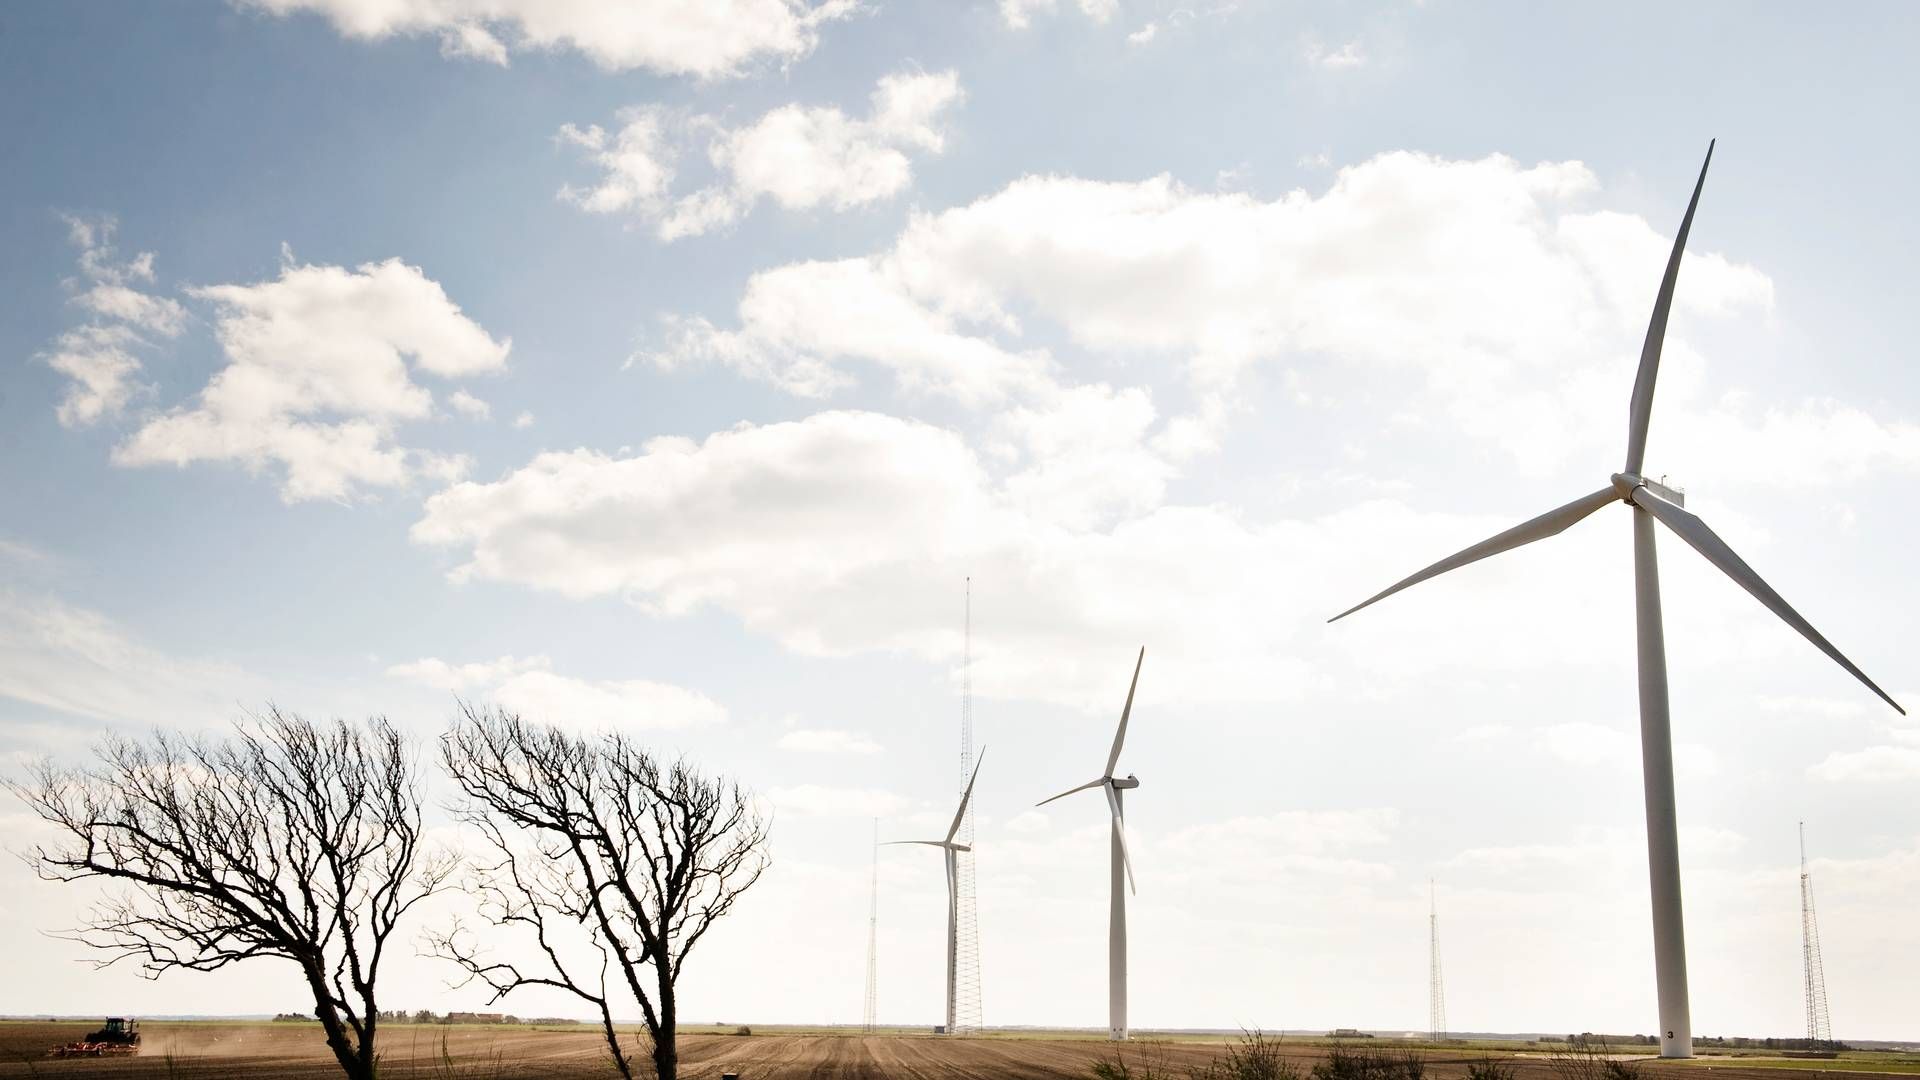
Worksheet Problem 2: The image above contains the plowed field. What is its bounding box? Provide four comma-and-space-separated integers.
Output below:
2, 1022, 1911, 1080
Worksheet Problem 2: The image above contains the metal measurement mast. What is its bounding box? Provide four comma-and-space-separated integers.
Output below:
1429, 879, 1447, 1043
1799, 822, 1832, 1048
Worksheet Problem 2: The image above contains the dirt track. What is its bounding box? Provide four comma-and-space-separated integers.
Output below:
2, 1022, 1911, 1080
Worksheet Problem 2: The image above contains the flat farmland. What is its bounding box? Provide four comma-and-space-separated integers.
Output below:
3, 1022, 1916, 1080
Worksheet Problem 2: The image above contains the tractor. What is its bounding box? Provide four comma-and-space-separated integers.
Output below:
49, 1017, 141, 1057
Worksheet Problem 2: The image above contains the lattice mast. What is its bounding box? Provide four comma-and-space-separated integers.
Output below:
1799, 822, 1832, 1048
1429, 879, 1447, 1043
863, 817, 879, 1034
951, 578, 984, 1033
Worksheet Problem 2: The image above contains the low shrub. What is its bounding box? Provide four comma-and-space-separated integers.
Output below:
1311, 1044, 1424, 1080
1197, 1029, 1301, 1080
1466, 1058, 1515, 1080
1548, 1037, 1639, 1080
1090, 1039, 1179, 1080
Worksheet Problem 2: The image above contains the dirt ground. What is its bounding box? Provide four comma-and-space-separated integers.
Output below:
1, 1022, 1911, 1080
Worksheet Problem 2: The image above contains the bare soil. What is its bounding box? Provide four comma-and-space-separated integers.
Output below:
1, 1022, 1911, 1080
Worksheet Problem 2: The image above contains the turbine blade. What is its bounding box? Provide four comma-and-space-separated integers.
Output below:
1104, 783, 1136, 895
881, 840, 949, 848
946, 747, 987, 843
1630, 486, 1904, 715
1036, 777, 1106, 807
1329, 486, 1620, 622
1105, 646, 1145, 778
1625, 140, 1715, 474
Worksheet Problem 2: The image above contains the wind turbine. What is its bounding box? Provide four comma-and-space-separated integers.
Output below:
1329, 141, 1903, 1059
884, 749, 986, 1034
1038, 647, 1144, 1041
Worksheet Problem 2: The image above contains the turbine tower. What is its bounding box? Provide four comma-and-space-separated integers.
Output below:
1329, 141, 1903, 1059
1429, 880, 1446, 1043
864, 818, 879, 1034
884, 751, 986, 1033
1037, 647, 1144, 1041
1799, 822, 1832, 1048
953, 580, 984, 1033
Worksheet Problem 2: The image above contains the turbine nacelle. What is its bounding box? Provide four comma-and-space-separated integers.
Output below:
1111, 775, 1140, 790
1611, 472, 1686, 507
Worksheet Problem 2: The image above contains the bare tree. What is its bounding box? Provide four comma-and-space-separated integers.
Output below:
7, 710, 453, 1080
432, 704, 770, 1080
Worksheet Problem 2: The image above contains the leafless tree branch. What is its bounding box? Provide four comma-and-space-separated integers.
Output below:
432, 703, 770, 1080
6, 709, 454, 1080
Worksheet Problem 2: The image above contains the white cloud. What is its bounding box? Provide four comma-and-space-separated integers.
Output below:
561, 71, 963, 241
493, 669, 725, 731
511, 411, 534, 429
407, 409, 1438, 709
1140, 810, 1403, 899
0, 589, 256, 729
422, 151, 1920, 716
993, 383, 1175, 528
413, 410, 994, 610
1449, 826, 1746, 884
114, 255, 510, 502
556, 109, 675, 216
75, 283, 188, 337
777, 728, 882, 754
1306, 39, 1366, 70
44, 325, 148, 427
448, 389, 491, 419
0, 539, 49, 566
407, 399, 1887, 715
387, 653, 547, 692
652, 254, 1051, 402
389, 653, 725, 730
1001, 0, 1118, 30
232, 0, 858, 79
644, 151, 1920, 493
435, 19, 508, 64
1661, 396, 1920, 490
1535, 720, 1634, 764
1124, 5, 1205, 46
1168, 808, 1398, 858
39, 217, 185, 427
1810, 744, 1920, 783
766, 784, 910, 817
1755, 693, 1872, 721
650, 155, 1652, 409
1534, 721, 1720, 779
1005, 809, 1050, 833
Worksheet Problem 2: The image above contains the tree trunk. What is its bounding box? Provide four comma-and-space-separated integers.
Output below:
357, 1013, 378, 1080
304, 965, 373, 1080
652, 984, 678, 1080
651, 1028, 677, 1080
312, 1004, 372, 1080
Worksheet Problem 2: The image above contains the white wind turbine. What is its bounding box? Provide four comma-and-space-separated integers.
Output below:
1037, 647, 1143, 1041
884, 750, 986, 1034
1329, 141, 1903, 1059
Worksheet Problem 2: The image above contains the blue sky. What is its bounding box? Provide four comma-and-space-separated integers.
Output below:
3, 0, 1918, 1039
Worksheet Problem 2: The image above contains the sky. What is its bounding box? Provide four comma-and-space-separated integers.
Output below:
2, 0, 1919, 1042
